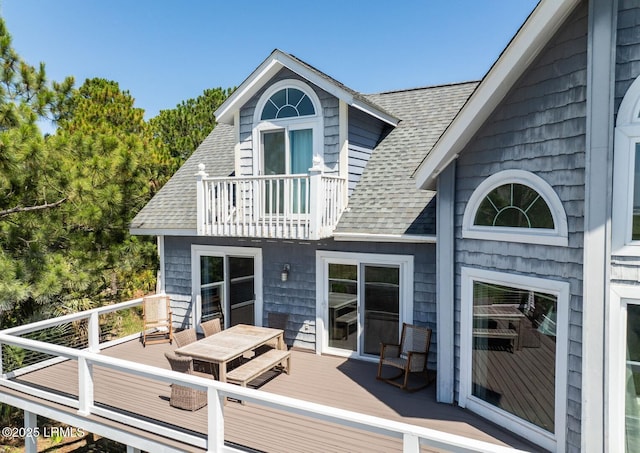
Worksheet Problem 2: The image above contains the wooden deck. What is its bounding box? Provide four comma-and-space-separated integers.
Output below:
9, 339, 537, 452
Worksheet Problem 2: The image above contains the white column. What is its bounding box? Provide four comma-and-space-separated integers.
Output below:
23, 410, 37, 453
196, 163, 209, 235
436, 162, 455, 404
126, 446, 141, 453
584, 0, 617, 451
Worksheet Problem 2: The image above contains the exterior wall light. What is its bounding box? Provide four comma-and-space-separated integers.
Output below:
281, 264, 290, 282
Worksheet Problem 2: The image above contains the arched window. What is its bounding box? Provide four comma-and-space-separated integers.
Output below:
463, 170, 568, 246
613, 75, 640, 255
260, 87, 315, 120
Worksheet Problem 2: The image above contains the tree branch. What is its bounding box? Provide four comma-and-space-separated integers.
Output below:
0, 198, 67, 218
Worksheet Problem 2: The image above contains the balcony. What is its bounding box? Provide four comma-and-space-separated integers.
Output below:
0, 298, 535, 452
196, 165, 347, 240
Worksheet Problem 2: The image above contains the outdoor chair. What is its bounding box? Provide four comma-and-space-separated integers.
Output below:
256, 312, 289, 355
173, 328, 197, 348
376, 323, 433, 392
174, 327, 217, 378
270, 312, 290, 345
200, 318, 222, 337
142, 294, 173, 347
164, 352, 207, 411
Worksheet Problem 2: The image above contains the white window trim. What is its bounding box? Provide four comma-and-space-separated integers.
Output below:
462, 169, 568, 246
252, 79, 324, 176
613, 74, 640, 256
608, 284, 640, 453
315, 250, 414, 359
191, 245, 263, 330
460, 267, 569, 453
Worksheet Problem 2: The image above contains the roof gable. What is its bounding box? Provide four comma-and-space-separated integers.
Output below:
414, 0, 581, 190
214, 49, 399, 127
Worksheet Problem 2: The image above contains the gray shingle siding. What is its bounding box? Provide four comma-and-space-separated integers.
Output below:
614, 2, 640, 287
453, 4, 587, 451
347, 107, 386, 195
238, 67, 340, 176
162, 236, 437, 363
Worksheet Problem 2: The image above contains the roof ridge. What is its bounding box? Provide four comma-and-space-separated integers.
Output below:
367, 80, 479, 96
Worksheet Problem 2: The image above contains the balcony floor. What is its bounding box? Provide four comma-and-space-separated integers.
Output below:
7, 339, 537, 452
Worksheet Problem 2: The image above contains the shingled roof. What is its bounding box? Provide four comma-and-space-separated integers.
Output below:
130, 81, 478, 237
130, 123, 235, 234
333, 81, 477, 237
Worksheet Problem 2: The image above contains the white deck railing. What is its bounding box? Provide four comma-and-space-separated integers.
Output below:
0, 298, 526, 453
196, 165, 347, 240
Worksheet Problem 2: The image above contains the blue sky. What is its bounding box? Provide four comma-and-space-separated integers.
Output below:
2, 1, 538, 121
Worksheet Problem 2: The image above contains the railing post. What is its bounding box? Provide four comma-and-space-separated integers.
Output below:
207, 387, 225, 452
24, 410, 37, 453
308, 159, 324, 240
196, 163, 209, 235
88, 311, 99, 352
78, 356, 94, 416
402, 433, 420, 452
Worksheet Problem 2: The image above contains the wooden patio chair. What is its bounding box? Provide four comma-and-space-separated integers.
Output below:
200, 318, 222, 337
142, 294, 173, 347
164, 352, 207, 411
376, 323, 433, 392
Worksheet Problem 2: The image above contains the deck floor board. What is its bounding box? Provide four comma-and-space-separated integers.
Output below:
7, 338, 537, 452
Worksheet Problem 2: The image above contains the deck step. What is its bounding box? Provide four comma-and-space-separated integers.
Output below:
227, 349, 291, 387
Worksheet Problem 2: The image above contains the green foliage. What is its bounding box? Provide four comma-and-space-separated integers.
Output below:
0, 18, 169, 326
149, 86, 233, 168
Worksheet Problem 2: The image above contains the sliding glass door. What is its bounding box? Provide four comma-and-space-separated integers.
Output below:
192, 246, 262, 331
362, 266, 400, 355
317, 251, 413, 358
228, 256, 255, 326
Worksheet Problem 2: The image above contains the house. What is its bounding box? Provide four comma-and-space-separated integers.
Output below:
412, 0, 640, 452
131, 0, 640, 451
130, 50, 476, 362
2, 0, 639, 451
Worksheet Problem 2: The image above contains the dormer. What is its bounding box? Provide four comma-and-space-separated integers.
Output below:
194, 50, 398, 240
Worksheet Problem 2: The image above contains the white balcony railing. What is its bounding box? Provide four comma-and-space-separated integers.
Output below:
196, 165, 347, 240
0, 298, 527, 453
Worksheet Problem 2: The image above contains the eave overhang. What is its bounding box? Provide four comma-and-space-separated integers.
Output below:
214, 49, 400, 127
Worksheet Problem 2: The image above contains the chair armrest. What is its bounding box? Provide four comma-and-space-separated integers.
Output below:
380, 343, 401, 358
406, 350, 428, 370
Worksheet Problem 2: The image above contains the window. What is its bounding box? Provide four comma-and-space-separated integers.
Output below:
610, 286, 640, 452
613, 75, 640, 254
316, 251, 413, 358
474, 183, 554, 228
260, 87, 315, 120
461, 267, 569, 451
191, 245, 262, 331
253, 80, 323, 216
462, 170, 568, 246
